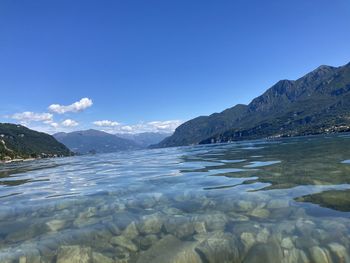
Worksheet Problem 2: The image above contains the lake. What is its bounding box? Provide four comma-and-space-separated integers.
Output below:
1, 134, 350, 263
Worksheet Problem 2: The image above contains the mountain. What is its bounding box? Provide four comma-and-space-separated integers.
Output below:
155, 62, 350, 147
116, 132, 171, 147
54, 129, 140, 154
0, 123, 71, 161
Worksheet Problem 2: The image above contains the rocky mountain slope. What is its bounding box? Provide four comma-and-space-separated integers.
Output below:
155, 62, 350, 147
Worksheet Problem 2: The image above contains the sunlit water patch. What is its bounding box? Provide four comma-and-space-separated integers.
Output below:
243, 160, 281, 168
1, 135, 350, 262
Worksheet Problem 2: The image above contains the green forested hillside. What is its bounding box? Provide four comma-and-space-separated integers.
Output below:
155, 62, 350, 147
0, 123, 71, 161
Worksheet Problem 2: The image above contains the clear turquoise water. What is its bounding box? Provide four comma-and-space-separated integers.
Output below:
1, 135, 350, 262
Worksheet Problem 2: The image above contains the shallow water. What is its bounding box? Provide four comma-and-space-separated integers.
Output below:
1, 135, 350, 262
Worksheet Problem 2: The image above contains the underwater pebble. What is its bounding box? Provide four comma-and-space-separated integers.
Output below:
237, 200, 255, 211
242, 241, 283, 263
123, 221, 139, 239
92, 252, 114, 263
139, 234, 159, 250
249, 208, 270, 219
56, 245, 92, 263
240, 232, 256, 252
193, 221, 207, 234
327, 242, 349, 263
195, 231, 241, 263
256, 228, 270, 243
138, 213, 164, 234
110, 236, 138, 252
46, 219, 66, 232
136, 235, 201, 263
281, 237, 294, 249
309, 246, 331, 263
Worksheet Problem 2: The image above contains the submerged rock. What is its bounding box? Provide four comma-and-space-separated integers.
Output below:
110, 236, 138, 252
164, 216, 189, 236
139, 234, 159, 250
193, 221, 207, 234
327, 242, 350, 263
282, 248, 310, 263
136, 235, 201, 263
249, 208, 270, 219
227, 212, 250, 222
237, 200, 255, 211
56, 245, 92, 263
196, 213, 228, 231
138, 213, 164, 234
106, 222, 121, 235
92, 252, 114, 263
195, 231, 241, 263
309, 246, 331, 263
123, 221, 139, 239
240, 232, 256, 252
5, 223, 44, 243
173, 221, 195, 239
276, 221, 295, 234
295, 236, 319, 249
73, 217, 100, 228
256, 228, 270, 243
46, 219, 66, 232
113, 212, 138, 230
295, 219, 315, 235
17, 249, 41, 263
140, 193, 166, 208
242, 241, 283, 263
281, 237, 294, 250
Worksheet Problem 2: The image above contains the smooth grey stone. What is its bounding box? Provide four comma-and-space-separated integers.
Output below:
136, 235, 201, 263
242, 241, 283, 263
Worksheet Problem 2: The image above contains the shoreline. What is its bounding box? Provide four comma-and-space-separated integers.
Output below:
0, 157, 38, 165
0, 155, 71, 165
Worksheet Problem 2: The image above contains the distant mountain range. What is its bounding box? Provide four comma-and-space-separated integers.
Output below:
0, 123, 71, 161
116, 132, 171, 148
54, 130, 170, 154
53, 129, 139, 154
155, 61, 350, 148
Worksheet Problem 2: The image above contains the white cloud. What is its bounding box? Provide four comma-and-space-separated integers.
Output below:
11, 112, 53, 123
96, 119, 183, 134
146, 120, 183, 132
61, 119, 79, 127
50, 122, 59, 128
120, 125, 133, 132
93, 120, 120, 127
48, 98, 93, 114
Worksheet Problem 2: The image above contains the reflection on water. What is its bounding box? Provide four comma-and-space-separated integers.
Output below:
1, 134, 350, 262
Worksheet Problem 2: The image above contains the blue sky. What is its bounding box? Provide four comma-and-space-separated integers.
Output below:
1, 0, 350, 134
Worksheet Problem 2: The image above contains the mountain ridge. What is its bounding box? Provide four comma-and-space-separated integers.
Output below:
53, 129, 141, 154
154, 61, 350, 148
53, 130, 170, 154
115, 132, 171, 148
0, 123, 71, 161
